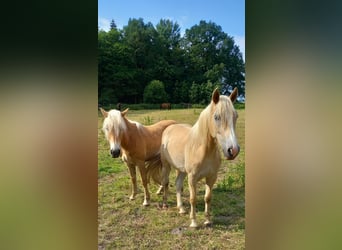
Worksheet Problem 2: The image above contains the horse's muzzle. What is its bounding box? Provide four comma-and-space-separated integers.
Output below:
110, 148, 120, 158
227, 145, 240, 160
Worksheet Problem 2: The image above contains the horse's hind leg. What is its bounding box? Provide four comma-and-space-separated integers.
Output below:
175, 171, 186, 214
156, 185, 163, 195
204, 175, 217, 226
127, 163, 138, 200
160, 160, 171, 209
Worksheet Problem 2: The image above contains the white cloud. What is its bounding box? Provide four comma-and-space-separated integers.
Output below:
98, 17, 110, 32
233, 35, 245, 62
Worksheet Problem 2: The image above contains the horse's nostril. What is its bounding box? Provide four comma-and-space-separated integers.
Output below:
228, 147, 233, 157
111, 148, 120, 158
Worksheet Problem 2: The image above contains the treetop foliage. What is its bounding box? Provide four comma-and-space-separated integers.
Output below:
98, 18, 245, 105
143, 80, 168, 104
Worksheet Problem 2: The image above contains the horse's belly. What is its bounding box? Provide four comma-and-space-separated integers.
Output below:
162, 140, 187, 172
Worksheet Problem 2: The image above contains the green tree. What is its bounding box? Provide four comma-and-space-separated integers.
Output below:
143, 80, 168, 103
189, 81, 219, 104
189, 82, 200, 103
122, 18, 160, 102
98, 27, 138, 104
154, 19, 184, 100
110, 19, 117, 30
183, 20, 245, 96
173, 80, 190, 103
98, 19, 245, 105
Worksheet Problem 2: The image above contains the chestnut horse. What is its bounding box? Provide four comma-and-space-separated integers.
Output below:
160, 103, 171, 110
160, 88, 240, 227
100, 108, 176, 206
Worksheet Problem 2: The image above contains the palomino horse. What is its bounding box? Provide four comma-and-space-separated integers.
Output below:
160, 87, 240, 227
100, 108, 176, 206
160, 103, 171, 110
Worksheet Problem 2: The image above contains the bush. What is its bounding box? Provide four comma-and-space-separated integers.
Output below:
143, 80, 168, 104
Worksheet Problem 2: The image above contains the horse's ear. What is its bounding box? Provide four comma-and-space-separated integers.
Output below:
100, 108, 108, 118
121, 108, 129, 116
212, 88, 220, 104
229, 87, 238, 103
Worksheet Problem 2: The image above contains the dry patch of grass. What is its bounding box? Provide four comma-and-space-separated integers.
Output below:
98, 108, 245, 249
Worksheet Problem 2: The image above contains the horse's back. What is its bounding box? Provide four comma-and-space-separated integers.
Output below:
162, 123, 191, 140
133, 120, 176, 160
146, 120, 177, 134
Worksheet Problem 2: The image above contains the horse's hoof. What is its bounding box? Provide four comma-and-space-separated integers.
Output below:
179, 208, 186, 214
162, 204, 168, 209
143, 201, 150, 206
204, 221, 212, 227
189, 221, 198, 228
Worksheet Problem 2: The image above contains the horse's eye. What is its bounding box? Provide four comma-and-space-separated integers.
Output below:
214, 114, 221, 121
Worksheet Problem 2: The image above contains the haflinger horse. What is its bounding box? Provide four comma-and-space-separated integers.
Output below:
160, 87, 240, 228
100, 107, 176, 206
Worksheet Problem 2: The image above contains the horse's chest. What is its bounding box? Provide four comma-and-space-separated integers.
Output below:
201, 160, 220, 176
121, 149, 142, 164
186, 154, 220, 179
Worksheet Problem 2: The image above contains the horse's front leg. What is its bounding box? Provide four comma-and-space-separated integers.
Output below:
204, 175, 217, 226
127, 163, 138, 200
188, 173, 198, 228
137, 163, 150, 206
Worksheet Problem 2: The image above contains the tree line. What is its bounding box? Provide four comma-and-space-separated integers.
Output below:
98, 18, 245, 105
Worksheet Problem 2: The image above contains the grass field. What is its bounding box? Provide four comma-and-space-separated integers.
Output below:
98, 107, 245, 249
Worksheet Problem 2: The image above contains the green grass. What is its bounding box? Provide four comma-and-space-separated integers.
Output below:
98, 108, 245, 249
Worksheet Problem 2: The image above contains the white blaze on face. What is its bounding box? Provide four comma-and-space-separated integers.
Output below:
228, 122, 238, 150
215, 104, 239, 159
110, 140, 121, 152
217, 129, 235, 158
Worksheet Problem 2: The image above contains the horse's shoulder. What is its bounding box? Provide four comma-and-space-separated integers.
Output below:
173, 123, 192, 130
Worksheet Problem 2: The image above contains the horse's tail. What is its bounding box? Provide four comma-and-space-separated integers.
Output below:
146, 154, 162, 185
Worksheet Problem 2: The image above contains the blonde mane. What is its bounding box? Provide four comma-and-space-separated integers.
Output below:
188, 95, 235, 150
188, 105, 211, 149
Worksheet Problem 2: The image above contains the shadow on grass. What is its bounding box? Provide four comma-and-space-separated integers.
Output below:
195, 185, 245, 230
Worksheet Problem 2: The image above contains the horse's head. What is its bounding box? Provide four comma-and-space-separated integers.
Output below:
100, 108, 129, 158
210, 87, 240, 160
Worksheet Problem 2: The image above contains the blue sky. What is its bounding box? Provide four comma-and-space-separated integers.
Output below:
98, 0, 245, 60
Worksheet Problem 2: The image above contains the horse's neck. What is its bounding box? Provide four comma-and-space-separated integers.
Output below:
190, 109, 216, 149
120, 118, 137, 149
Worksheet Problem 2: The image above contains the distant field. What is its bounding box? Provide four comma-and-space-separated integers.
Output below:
98, 107, 245, 249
